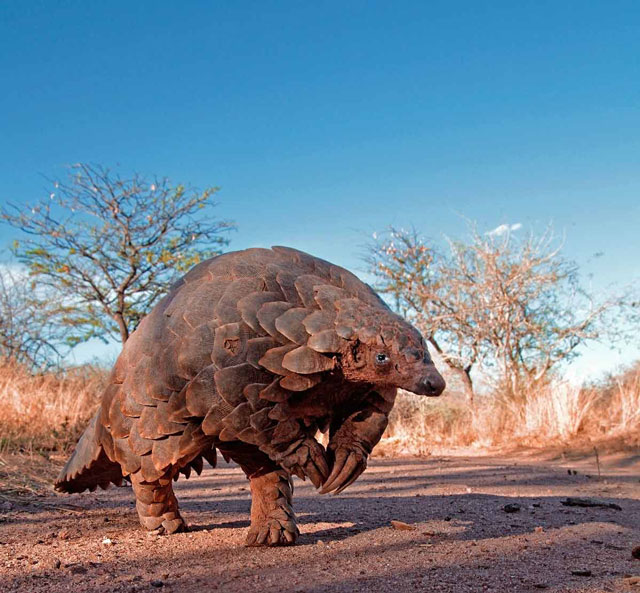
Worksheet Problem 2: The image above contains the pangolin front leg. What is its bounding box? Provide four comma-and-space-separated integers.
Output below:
130, 471, 187, 534
320, 389, 396, 494
275, 435, 330, 489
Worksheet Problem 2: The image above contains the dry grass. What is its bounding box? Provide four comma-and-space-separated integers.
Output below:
0, 359, 106, 455
1, 357, 638, 463
378, 363, 640, 456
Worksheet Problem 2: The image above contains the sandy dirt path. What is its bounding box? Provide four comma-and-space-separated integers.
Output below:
1, 454, 639, 592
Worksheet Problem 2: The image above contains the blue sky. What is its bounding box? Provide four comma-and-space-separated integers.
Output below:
1, 1, 639, 377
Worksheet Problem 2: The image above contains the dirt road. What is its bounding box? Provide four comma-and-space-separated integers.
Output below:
1, 453, 639, 592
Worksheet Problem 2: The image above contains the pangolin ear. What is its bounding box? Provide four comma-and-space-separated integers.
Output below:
350, 339, 367, 369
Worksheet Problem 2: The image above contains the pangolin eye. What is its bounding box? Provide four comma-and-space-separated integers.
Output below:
375, 353, 389, 364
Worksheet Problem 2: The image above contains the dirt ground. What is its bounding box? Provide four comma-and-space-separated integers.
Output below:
1, 452, 639, 593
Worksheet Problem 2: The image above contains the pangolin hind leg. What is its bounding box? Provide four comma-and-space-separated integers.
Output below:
218, 443, 299, 546
130, 471, 187, 534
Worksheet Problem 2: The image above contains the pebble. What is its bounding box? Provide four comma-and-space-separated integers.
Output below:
570, 569, 592, 577
391, 520, 415, 531
150, 580, 164, 588
632, 546, 640, 560
503, 503, 521, 513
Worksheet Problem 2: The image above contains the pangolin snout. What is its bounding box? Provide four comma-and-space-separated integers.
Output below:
412, 367, 446, 396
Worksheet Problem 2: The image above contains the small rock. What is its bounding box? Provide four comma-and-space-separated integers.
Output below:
534, 526, 544, 533
391, 520, 415, 531
533, 584, 548, 589
606, 543, 626, 551
150, 579, 164, 588
102, 538, 113, 545
503, 503, 521, 513
58, 530, 70, 540
632, 546, 640, 560
571, 569, 592, 577
54, 560, 61, 569
70, 566, 87, 574
562, 497, 621, 511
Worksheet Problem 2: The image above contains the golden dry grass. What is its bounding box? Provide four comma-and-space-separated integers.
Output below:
0, 358, 638, 461
0, 359, 106, 455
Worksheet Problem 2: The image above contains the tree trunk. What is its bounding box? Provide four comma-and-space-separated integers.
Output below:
114, 313, 129, 345
463, 365, 474, 406
428, 336, 475, 405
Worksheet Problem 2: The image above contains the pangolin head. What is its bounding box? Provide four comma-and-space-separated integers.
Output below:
332, 299, 446, 397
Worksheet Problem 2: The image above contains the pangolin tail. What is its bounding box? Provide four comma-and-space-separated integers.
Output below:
54, 411, 124, 493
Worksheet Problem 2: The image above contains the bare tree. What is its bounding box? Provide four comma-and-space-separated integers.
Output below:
368, 225, 622, 401
0, 264, 70, 368
1, 164, 233, 346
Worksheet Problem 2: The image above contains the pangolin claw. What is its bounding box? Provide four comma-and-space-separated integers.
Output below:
246, 519, 299, 547
280, 438, 329, 489
319, 447, 367, 494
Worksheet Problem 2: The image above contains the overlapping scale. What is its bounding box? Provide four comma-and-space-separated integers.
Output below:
214, 363, 272, 407
256, 301, 294, 342
307, 329, 342, 353
246, 337, 279, 368
177, 323, 216, 379
293, 275, 328, 308
258, 344, 298, 375
302, 310, 336, 335
282, 346, 335, 374
238, 291, 283, 332
274, 307, 310, 345
215, 277, 267, 324
279, 373, 323, 391
184, 365, 219, 417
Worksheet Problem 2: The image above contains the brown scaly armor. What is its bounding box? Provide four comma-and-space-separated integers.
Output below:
55, 246, 445, 546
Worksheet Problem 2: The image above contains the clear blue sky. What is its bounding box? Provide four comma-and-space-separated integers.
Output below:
1, 1, 639, 376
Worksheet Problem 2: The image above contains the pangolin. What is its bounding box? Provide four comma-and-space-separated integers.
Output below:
55, 246, 445, 546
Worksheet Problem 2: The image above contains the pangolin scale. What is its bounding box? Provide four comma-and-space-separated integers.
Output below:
55, 246, 445, 546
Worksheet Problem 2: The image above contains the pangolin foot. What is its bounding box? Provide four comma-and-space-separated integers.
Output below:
246, 516, 299, 547
140, 512, 188, 535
